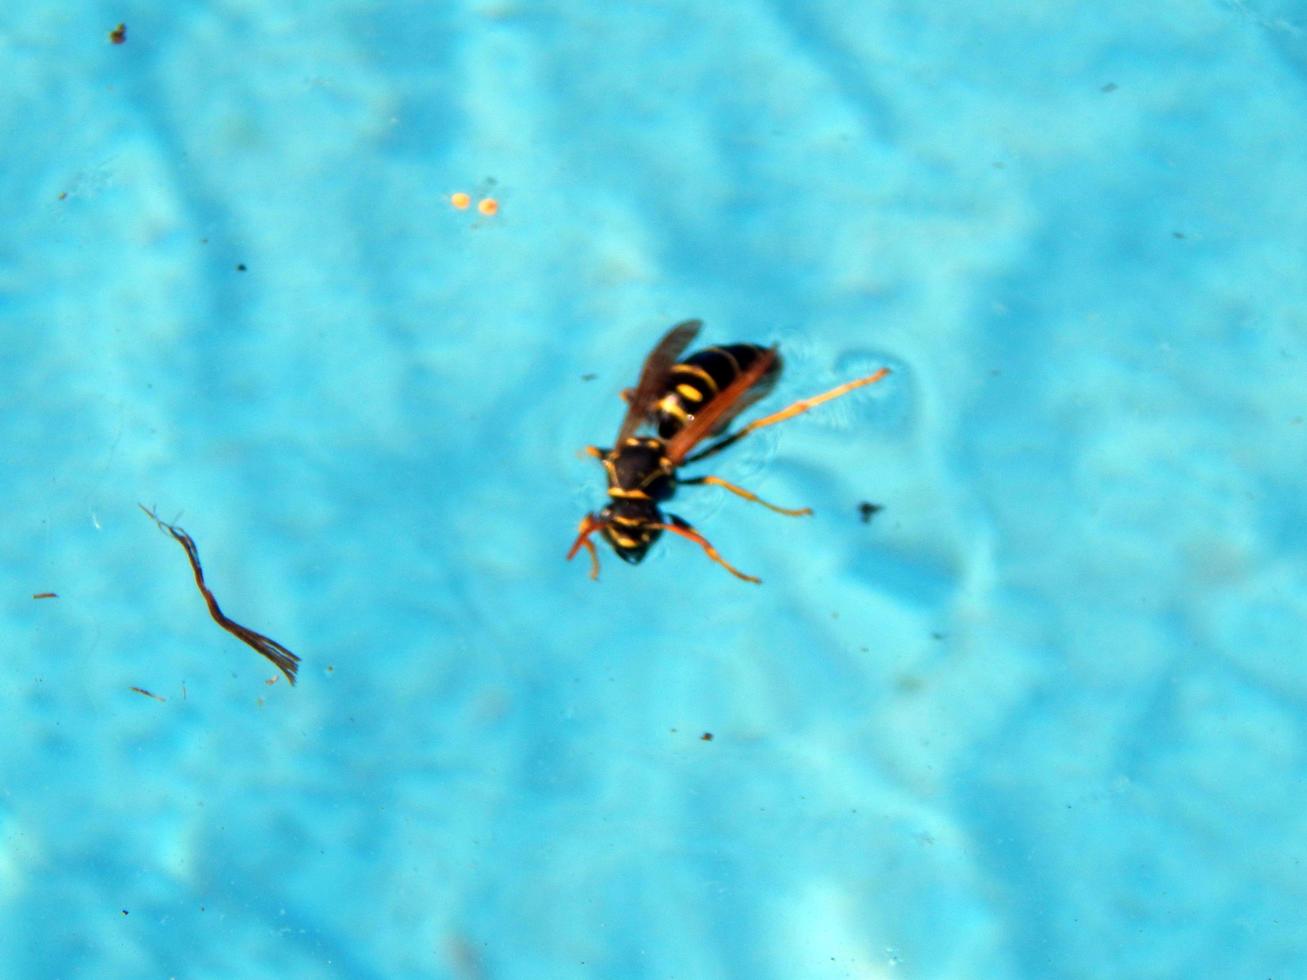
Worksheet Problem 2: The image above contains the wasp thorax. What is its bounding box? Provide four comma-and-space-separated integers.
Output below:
605, 438, 675, 502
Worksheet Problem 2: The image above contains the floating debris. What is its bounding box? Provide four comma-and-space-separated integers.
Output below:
140, 505, 300, 685
857, 501, 883, 524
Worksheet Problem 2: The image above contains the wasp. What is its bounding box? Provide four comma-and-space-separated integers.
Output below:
568, 320, 890, 584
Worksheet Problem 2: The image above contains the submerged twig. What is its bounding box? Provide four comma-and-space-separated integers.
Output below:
140, 504, 300, 686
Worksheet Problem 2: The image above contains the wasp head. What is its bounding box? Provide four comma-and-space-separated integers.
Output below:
598, 498, 663, 564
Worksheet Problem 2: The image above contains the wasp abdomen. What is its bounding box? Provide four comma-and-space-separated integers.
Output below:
655, 344, 779, 439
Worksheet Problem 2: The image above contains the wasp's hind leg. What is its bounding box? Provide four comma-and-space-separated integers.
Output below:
684, 366, 891, 464
656, 514, 761, 584
680, 475, 811, 517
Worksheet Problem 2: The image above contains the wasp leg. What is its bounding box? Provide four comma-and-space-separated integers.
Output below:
684, 366, 891, 464
680, 475, 812, 517
657, 515, 761, 584
583, 445, 606, 459
566, 513, 604, 581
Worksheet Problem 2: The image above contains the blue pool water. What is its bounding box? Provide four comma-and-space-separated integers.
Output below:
4, 2, 1307, 977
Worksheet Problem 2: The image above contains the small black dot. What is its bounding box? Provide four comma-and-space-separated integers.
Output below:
235, 263, 247, 272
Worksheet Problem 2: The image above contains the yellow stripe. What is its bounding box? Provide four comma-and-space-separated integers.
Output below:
673, 363, 718, 393
658, 396, 690, 421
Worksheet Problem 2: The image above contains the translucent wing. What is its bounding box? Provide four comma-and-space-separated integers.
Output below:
615, 320, 702, 443
665, 346, 778, 465
698, 350, 781, 438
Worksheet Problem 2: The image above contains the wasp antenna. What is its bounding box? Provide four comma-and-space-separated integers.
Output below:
567, 513, 604, 581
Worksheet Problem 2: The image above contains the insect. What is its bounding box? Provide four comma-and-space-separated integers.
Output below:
567, 320, 890, 584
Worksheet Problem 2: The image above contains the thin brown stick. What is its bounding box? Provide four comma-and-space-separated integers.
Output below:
140, 504, 300, 686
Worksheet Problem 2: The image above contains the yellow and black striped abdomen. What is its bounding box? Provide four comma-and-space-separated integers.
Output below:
654, 344, 780, 439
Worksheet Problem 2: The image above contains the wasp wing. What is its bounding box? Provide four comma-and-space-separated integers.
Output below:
665, 346, 778, 465
615, 319, 702, 443
700, 350, 781, 438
